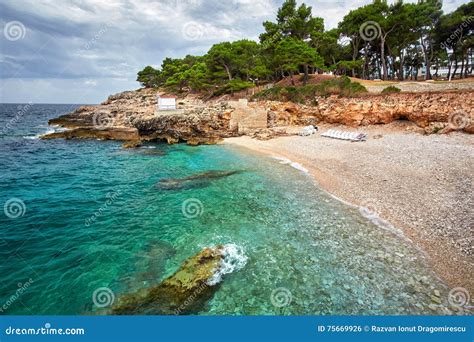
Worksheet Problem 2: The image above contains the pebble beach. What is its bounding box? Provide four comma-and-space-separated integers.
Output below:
227, 122, 474, 294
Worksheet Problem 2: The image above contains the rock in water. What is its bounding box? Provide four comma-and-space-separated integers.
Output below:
156, 170, 243, 190
111, 244, 247, 315
122, 140, 142, 148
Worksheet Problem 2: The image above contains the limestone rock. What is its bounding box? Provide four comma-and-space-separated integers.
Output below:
266, 90, 473, 133
111, 245, 224, 315
41, 127, 139, 141
122, 140, 142, 148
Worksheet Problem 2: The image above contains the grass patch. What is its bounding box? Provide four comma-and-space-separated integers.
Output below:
381, 86, 401, 94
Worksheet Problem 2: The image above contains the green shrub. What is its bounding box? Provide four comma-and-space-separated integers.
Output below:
253, 76, 367, 102
381, 86, 401, 94
212, 79, 254, 96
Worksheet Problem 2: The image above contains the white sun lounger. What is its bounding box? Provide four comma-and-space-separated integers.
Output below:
298, 125, 318, 136
321, 129, 367, 142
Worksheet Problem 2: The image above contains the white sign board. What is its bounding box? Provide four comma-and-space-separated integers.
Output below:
158, 97, 176, 110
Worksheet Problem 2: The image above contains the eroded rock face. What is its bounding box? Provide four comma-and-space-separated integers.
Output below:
133, 103, 234, 144
267, 91, 473, 133
110, 244, 250, 315
44, 88, 473, 145
44, 89, 237, 145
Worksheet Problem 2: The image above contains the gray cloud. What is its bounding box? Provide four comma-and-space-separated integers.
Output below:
0, 0, 468, 103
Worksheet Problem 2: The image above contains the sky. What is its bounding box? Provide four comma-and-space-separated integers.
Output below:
0, 0, 468, 104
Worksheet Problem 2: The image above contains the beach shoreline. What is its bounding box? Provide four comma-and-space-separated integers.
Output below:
225, 122, 474, 294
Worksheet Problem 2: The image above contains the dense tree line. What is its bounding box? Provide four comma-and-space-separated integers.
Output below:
137, 0, 474, 93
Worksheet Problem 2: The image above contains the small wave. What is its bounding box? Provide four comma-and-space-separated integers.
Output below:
290, 162, 308, 173
271, 156, 291, 164
207, 244, 248, 286
23, 128, 54, 140
271, 156, 309, 173
358, 205, 406, 238
23, 126, 69, 140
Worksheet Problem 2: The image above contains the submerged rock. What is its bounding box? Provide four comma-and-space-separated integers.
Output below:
156, 170, 243, 190
122, 140, 142, 148
137, 149, 167, 156
41, 127, 139, 141
111, 244, 247, 315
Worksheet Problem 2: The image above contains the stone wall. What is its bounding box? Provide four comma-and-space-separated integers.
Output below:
229, 99, 268, 134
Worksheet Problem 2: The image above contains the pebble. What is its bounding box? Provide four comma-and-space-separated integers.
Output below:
430, 295, 442, 304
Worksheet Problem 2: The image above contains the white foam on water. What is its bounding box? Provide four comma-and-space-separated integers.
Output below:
23, 126, 69, 140
271, 156, 291, 164
23, 135, 40, 140
207, 244, 248, 286
290, 162, 309, 173
271, 156, 309, 174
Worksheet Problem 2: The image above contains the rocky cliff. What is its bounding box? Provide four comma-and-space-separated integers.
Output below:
45, 88, 237, 145
267, 90, 474, 134
43, 88, 473, 145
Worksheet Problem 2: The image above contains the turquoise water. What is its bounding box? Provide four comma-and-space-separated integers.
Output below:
0, 104, 452, 315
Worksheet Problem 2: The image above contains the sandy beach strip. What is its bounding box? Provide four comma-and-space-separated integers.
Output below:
225, 122, 474, 293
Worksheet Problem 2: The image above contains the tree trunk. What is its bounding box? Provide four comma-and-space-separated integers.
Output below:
451, 58, 458, 80
420, 37, 432, 80
223, 64, 232, 80
351, 37, 359, 77
303, 64, 309, 85
377, 58, 382, 80
380, 36, 388, 80
398, 53, 405, 81
447, 58, 452, 81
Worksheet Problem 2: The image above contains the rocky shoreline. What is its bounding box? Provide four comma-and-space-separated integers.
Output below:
43, 88, 473, 146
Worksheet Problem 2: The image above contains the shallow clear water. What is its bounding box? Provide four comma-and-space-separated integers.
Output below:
0, 104, 452, 315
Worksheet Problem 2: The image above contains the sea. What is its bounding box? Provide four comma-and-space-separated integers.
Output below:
0, 103, 452, 315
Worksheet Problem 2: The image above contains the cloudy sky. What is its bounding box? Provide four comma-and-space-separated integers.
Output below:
0, 0, 467, 104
